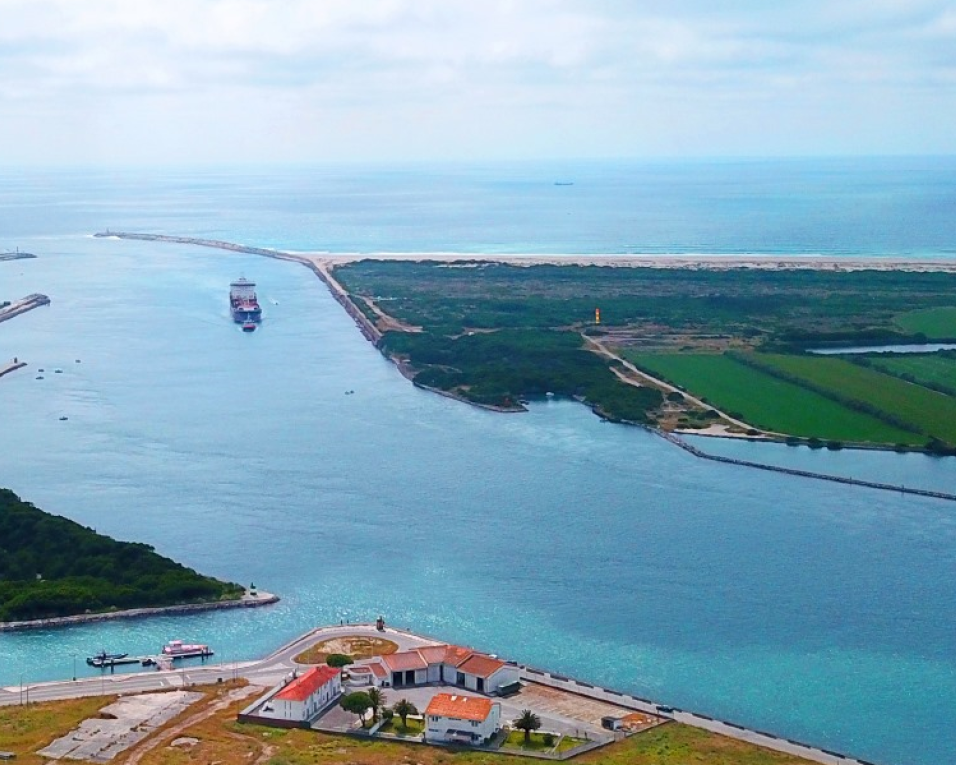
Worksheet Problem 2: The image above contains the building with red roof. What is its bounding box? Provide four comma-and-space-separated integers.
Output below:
262, 665, 342, 723
356, 644, 518, 696
424, 693, 501, 745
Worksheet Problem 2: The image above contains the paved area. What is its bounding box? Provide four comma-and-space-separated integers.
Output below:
38, 690, 203, 761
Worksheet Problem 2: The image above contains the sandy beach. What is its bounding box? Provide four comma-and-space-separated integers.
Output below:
298, 252, 956, 272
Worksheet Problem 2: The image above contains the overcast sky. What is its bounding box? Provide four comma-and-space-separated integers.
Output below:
2, 0, 955, 165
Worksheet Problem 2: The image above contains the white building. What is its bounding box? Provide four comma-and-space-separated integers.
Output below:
266, 665, 342, 723
425, 693, 501, 745
374, 644, 520, 695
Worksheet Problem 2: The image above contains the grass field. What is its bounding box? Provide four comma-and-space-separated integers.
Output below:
756, 354, 956, 444
865, 354, 956, 396
0, 696, 117, 765
625, 353, 920, 444
894, 307, 956, 338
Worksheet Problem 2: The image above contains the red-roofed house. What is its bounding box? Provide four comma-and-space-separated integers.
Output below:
360, 644, 518, 695
267, 665, 342, 723
425, 693, 501, 745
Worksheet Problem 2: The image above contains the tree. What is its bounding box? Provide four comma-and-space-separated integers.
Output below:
340, 691, 373, 727
368, 687, 385, 722
513, 709, 541, 743
326, 653, 353, 668
393, 698, 418, 728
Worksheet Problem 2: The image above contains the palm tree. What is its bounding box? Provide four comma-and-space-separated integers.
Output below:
393, 698, 418, 728
368, 687, 385, 722
513, 709, 541, 743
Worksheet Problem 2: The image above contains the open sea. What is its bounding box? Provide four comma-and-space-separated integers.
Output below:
1, 158, 955, 765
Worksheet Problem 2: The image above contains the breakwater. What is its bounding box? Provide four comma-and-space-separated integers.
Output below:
0, 251, 36, 261
0, 592, 280, 633
95, 231, 381, 344
0, 293, 50, 324
662, 431, 956, 502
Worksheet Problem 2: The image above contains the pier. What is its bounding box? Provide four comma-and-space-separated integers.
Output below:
0, 251, 36, 261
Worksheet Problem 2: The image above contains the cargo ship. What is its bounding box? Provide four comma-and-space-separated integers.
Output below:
230, 277, 261, 327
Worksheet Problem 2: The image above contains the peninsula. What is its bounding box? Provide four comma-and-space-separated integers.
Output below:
0, 488, 275, 630
94, 232, 956, 457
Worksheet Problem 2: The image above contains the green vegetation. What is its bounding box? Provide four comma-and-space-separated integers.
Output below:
512, 709, 542, 743
340, 692, 373, 726
382, 329, 662, 421
0, 695, 117, 765
326, 653, 353, 668
627, 353, 921, 445
751, 354, 956, 445
858, 351, 956, 397
335, 260, 956, 449
0, 489, 242, 622
391, 699, 418, 729
894, 307, 956, 338
378, 717, 424, 737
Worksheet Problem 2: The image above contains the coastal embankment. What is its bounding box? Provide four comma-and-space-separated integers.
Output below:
0, 590, 279, 633
662, 431, 956, 502
0, 293, 50, 324
0, 360, 27, 380
0, 251, 35, 261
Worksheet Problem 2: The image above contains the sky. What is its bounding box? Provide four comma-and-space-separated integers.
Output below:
1, 0, 955, 165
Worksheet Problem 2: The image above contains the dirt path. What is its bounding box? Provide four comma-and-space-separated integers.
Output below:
122, 685, 261, 765
585, 335, 772, 436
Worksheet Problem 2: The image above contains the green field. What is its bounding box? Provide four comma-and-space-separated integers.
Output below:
625, 353, 920, 444
894, 307, 956, 338
754, 354, 956, 444
865, 353, 956, 396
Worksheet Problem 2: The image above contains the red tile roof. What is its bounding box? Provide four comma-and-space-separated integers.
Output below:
274, 666, 340, 702
457, 654, 507, 678
368, 662, 388, 678
425, 693, 494, 722
441, 645, 475, 667
382, 650, 428, 672
417, 645, 452, 664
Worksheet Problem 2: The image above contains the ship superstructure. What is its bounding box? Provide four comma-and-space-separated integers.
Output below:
230, 277, 262, 325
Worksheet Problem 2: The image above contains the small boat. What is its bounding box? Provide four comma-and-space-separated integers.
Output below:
86, 651, 129, 667
54, 368, 63, 373
38, 368, 44, 372
242, 320, 256, 332
59, 416, 68, 421
35, 376, 44, 380
162, 640, 214, 659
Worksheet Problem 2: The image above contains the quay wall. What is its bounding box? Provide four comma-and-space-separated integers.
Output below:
0, 293, 51, 324
0, 593, 279, 633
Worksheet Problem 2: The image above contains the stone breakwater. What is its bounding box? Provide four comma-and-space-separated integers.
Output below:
662, 431, 956, 503
0, 592, 279, 633
0, 293, 50, 324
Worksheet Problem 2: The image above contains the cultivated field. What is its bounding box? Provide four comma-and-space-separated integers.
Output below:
755, 354, 956, 444
894, 307, 956, 338
625, 353, 920, 445
864, 353, 956, 397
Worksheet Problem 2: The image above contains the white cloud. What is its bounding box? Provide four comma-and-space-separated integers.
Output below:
0, 0, 953, 162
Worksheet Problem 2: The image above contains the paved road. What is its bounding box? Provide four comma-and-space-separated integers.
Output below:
1, 624, 876, 765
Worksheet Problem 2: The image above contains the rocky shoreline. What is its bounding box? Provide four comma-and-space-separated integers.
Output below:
0, 591, 279, 632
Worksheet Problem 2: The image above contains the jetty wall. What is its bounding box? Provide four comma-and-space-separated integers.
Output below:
0, 592, 279, 633
0, 293, 50, 324
661, 431, 956, 502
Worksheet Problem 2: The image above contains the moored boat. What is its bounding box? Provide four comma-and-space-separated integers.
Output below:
162, 639, 214, 659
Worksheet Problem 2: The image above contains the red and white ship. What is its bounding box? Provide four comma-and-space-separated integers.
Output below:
162, 640, 214, 659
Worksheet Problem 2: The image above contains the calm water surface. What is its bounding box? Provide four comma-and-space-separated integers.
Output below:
1, 163, 955, 765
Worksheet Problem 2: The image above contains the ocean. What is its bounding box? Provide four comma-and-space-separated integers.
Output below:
1, 158, 955, 765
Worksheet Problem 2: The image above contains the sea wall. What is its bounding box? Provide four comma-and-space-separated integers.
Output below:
0, 592, 280, 632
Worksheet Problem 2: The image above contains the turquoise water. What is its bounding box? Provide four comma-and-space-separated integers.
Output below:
1, 161, 956, 765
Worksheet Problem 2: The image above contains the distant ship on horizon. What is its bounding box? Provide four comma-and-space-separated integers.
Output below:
230, 277, 261, 329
